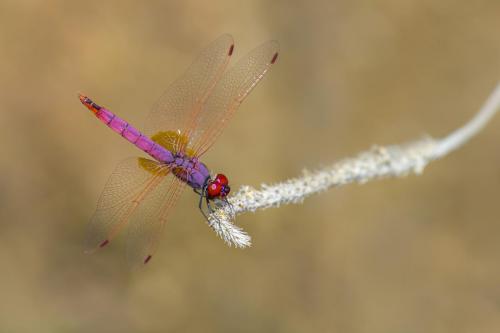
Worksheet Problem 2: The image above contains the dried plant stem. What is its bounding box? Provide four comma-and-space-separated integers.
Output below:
207, 83, 500, 248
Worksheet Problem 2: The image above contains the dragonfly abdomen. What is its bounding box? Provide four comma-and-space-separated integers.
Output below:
80, 94, 174, 163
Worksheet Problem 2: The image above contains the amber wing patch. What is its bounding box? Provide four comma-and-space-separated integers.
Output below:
151, 130, 195, 157
138, 158, 170, 176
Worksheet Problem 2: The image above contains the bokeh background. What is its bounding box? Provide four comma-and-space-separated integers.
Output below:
1, 0, 499, 332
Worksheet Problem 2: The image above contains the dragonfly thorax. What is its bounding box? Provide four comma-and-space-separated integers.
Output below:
170, 153, 210, 189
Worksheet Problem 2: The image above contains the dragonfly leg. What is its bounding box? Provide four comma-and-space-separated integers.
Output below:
206, 196, 214, 213
205, 196, 223, 226
198, 187, 210, 222
197, 184, 221, 226
224, 197, 235, 217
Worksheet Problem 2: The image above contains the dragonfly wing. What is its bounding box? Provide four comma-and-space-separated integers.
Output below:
189, 40, 279, 156
144, 34, 234, 153
126, 174, 187, 269
84, 157, 170, 253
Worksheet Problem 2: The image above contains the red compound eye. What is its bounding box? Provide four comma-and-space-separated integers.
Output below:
215, 174, 228, 186
207, 182, 222, 198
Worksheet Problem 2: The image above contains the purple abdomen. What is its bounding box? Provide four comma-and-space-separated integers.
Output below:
95, 108, 210, 189
96, 108, 174, 164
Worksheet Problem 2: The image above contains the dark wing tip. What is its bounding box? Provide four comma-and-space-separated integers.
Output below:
144, 255, 152, 264
228, 44, 234, 56
83, 239, 109, 255
271, 52, 279, 64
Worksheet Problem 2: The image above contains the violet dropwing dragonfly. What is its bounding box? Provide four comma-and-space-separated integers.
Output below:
79, 34, 279, 267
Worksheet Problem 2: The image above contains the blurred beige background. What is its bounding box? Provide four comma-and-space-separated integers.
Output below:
0, 0, 499, 332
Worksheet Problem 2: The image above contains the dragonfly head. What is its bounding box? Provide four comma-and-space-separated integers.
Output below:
206, 173, 230, 199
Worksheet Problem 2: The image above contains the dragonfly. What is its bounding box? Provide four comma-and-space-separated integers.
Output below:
79, 34, 279, 267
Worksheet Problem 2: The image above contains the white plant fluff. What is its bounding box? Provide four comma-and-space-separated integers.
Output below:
206, 83, 500, 248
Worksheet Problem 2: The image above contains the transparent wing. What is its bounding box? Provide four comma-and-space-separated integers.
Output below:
84, 157, 170, 253
189, 40, 279, 156
144, 34, 234, 153
126, 174, 187, 269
